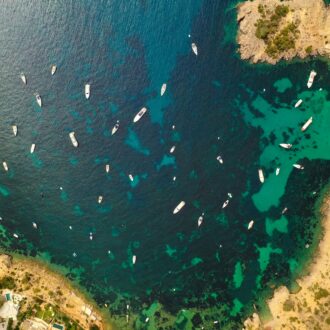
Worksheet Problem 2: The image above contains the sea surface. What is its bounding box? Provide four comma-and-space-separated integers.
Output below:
0, 0, 330, 329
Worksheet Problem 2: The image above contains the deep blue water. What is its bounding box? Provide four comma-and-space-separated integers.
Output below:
1, 0, 330, 328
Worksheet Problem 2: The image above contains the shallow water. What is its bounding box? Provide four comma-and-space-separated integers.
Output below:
0, 0, 330, 328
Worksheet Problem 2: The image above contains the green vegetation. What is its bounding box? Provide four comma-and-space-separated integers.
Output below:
0, 276, 16, 290
7, 318, 13, 330
255, 4, 300, 59
283, 299, 295, 312
314, 288, 330, 300
305, 45, 313, 54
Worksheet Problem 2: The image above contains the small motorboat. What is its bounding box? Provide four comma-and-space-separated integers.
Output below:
279, 143, 292, 149
173, 201, 185, 214
128, 174, 134, 182
294, 99, 303, 108
161, 83, 167, 96
307, 70, 317, 88
293, 164, 304, 170
222, 199, 229, 209
69, 132, 79, 147
12, 125, 17, 136
32, 222, 38, 229
132, 255, 137, 265
2, 162, 8, 172
170, 146, 176, 154
301, 117, 313, 132
30, 144, 36, 154
276, 168, 280, 176
191, 43, 198, 56
258, 169, 264, 183
111, 120, 119, 135
85, 84, 90, 99
20, 73, 27, 85
51, 64, 57, 75
281, 207, 288, 214
36, 94, 42, 107
248, 220, 254, 230
89, 232, 93, 240
133, 107, 147, 123
198, 213, 204, 227
98, 195, 103, 204
228, 192, 233, 199
13, 233, 19, 239
216, 156, 223, 164
105, 164, 110, 173
173, 176, 176, 181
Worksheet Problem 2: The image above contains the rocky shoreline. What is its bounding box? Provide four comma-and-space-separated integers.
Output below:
237, 0, 330, 64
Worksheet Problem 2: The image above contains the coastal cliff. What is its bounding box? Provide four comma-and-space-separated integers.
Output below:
237, 0, 330, 64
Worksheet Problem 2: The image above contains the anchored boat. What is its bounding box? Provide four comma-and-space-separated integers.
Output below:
69, 132, 79, 147
173, 201, 186, 214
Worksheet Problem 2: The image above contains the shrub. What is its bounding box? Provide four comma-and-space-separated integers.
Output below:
0, 276, 16, 290
305, 45, 313, 54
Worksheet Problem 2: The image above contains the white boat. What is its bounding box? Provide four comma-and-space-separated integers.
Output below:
216, 156, 223, 164
173, 201, 186, 214
293, 164, 304, 170
132, 255, 137, 265
301, 117, 313, 132
191, 43, 198, 56
276, 168, 280, 176
20, 73, 27, 85
111, 121, 119, 135
294, 99, 303, 108
128, 174, 134, 182
98, 195, 103, 204
69, 132, 79, 147
173, 176, 176, 181
13, 234, 19, 239
85, 84, 90, 99
248, 220, 254, 230
32, 222, 37, 229
258, 169, 264, 183
279, 143, 292, 149
282, 207, 288, 214
51, 64, 57, 75
228, 192, 232, 198
105, 164, 110, 173
89, 232, 93, 240
30, 144, 36, 154
12, 125, 17, 136
222, 199, 229, 209
197, 213, 204, 227
2, 162, 8, 172
307, 70, 317, 88
145, 318, 149, 323
161, 83, 167, 96
170, 146, 176, 154
36, 94, 42, 107
133, 107, 147, 123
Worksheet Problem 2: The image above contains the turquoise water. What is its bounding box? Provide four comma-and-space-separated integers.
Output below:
0, 0, 330, 328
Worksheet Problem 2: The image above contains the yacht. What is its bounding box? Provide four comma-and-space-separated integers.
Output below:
198, 213, 204, 227
222, 199, 229, 209
247, 220, 254, 230
132, 255, 137, 265
20, 73, 27, 85
69, 132, 79, 147
12, 125, 17, 137
294, 99, 303, 108
170, 146, 176, 154
276, 168, 280, 176
301, 117, 313, 132
30, 143, 36, 154
216, 156, 223, 164
293, 164, 304, 170
98, 195, 103, 204
161, 83, 167, 96
32, 222, 37, 229
51, 64, 57, 75
2, 162, 8, 172
128, 174, 134, 182
36, 94, 42, 107
191, 43, 198, 56
105, 164, 110, 173
307, 70, 317, 88
173, 201, 186, 214
85, 83, 90, 99
279, 143, 292, 149
258, 169, 264, 183
133, 107, 147, 123
111, 121, 119, 135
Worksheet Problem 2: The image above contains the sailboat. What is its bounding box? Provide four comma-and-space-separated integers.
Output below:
111, 121, 119, 135
12, 125, 17, 136
191, 43, 198, 56
85, 83, 90, 99
30, 144, 36, 154
51, 64, 57, 75
160, 83, 167, 96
